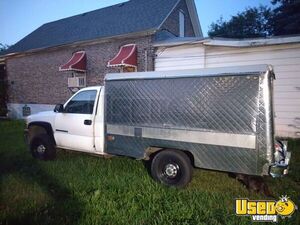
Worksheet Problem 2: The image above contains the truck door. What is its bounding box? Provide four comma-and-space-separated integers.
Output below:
54, 88, 99, 152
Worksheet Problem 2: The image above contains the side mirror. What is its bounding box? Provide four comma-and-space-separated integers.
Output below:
54, 104, 64, 113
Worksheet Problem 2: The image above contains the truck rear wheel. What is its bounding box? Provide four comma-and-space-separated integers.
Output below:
30, 134, 56, 160
150, 149, 192, 188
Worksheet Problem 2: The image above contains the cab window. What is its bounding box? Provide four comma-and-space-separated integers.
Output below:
64, 90, 97, 114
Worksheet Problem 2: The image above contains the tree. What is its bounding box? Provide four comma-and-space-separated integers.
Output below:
208, 0, 300, 38
208, 6, 272, 38
271, 0, 300, 35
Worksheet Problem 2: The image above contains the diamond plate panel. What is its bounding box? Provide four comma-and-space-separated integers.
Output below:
105, 72, 274, 175
106, 75, 259, 133
256, 71, 275, 174
107, 135, 257, 175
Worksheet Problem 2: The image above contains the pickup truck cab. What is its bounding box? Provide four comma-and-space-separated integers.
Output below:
26, 86, 107, 155
25, 66, 291, 188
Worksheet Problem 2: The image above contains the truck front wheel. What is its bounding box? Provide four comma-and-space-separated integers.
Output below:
30, 134, 56, 160
150, 149, 192, 188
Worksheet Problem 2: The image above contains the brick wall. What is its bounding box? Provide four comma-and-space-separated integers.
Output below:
6, 35, 154, 105
6, 0, 195, 106
160, 0, 195, 37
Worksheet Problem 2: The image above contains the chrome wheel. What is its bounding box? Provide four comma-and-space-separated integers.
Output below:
164, 163, 179, 178
37, 144, 46, 154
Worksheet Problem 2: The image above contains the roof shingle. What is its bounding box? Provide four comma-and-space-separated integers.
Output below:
3, 0, 179, 55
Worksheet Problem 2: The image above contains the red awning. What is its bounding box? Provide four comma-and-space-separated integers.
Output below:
59, 51, 86, 72
107, 44, 137, 68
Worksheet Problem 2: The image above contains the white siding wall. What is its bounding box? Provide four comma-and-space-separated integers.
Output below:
155, 44, 205, 70
155, 43, 300, 138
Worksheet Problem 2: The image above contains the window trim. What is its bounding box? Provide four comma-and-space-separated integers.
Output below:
179, 10, 185, 37
63, 89, 98, 115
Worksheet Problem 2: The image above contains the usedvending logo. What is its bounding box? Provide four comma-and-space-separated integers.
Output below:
235, 196, 297, 222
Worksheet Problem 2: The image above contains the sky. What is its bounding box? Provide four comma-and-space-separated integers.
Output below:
0, 0, 272, 46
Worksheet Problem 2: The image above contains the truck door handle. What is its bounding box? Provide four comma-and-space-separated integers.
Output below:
84, 120, 92, 125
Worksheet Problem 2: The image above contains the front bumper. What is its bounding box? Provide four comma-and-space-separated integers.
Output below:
269, 151, 291, 178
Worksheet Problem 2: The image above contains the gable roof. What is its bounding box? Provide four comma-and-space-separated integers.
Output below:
2, 0, 201, 56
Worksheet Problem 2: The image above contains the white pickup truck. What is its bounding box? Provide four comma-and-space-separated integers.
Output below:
25, 66, 291, 187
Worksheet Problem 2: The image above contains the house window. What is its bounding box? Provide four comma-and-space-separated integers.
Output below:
179, 10, 185, 37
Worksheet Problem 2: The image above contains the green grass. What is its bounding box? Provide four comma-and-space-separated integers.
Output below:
0, 120, 299, 225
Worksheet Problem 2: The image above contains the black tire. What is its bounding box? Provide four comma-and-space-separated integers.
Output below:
30, 134, 56, 160
150, 149, 193, 188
